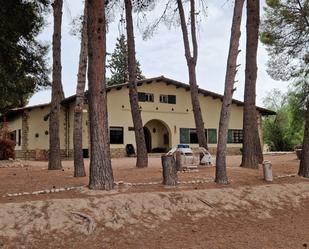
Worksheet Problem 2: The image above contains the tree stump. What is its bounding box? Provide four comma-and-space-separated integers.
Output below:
162, 155, 178, 185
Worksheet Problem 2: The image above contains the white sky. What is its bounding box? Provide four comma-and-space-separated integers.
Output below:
29, 0, 289, 107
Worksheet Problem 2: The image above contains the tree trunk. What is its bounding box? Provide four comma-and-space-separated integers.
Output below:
177, 0, 208, 149
216, 0, 244, 184
48, 0, 63, 170
124, 0, 148, 168
162, 155, 178, 185
298, 101, 309, 177
241, 0, 262, 169
73, 1, 88, 177
87, 0, 114, 190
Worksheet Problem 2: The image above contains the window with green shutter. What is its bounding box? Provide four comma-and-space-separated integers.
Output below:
168, 95, 176, 104
227, 129, 233, 143
180, 128, 189, 143
138, 92, 146, 102
207, 129, 217, 144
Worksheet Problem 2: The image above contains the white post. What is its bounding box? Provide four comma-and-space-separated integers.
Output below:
263, 160, 273, 182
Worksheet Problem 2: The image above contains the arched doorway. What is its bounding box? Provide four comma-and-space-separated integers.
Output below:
144, 119, 171, 153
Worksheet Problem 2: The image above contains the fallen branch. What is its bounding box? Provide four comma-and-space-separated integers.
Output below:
197, 197, 214, 208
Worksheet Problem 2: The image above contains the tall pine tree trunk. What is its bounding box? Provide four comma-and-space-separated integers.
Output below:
177, 0, 208, 149
241, 0, 263, 169
87, 0, 114, 190
49, 0, 63, 170
299, 101, 309, 177
73, 1, 88, 177
215, 0, 244, 184
124, 0, 148, 168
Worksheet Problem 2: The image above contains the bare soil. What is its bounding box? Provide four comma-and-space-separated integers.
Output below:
0, 153, 308, 249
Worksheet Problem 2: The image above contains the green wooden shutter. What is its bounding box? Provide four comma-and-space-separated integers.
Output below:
180, 128, 189, 143
138, 92, 145, 102
227, 129, 233, 143
207, 129, 217, 144
168, 95, 176, 104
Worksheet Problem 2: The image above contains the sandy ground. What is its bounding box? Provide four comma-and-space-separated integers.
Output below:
0, 153, 308, 248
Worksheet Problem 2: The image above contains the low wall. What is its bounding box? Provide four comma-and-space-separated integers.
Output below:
15, 146, 242, 160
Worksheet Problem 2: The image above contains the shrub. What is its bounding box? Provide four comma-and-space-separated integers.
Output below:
0, 138, 16, 160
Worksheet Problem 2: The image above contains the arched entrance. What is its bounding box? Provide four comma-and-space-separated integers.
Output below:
144, 119, 171, 153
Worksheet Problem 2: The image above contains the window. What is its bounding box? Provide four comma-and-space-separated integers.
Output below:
228, 129, 243, 143
110, 127, 124, 144
207, 129, 217, 144
168, 95, 176, 104
18, 129, 21, 146
145, 93, 154, 102
189, 129, 198, 144
159, 94, 176, 104
160, 94, 168, 103
10, 130, 16, 143
138, 92, 154, 102
180, 128, 208, 144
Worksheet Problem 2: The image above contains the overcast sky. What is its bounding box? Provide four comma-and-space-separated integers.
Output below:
29, 0, 289, 107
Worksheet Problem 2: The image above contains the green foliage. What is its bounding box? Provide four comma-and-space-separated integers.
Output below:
260, 0, 309, 81
261, 0, 309, 151
0, 139, 16, 160
0, 121, 16, 160
0, 0, 50, 115
107, 34, 145, 85
263, 88, 306, 151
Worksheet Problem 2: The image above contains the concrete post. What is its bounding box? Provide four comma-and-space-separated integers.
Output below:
263, 160, 273, 182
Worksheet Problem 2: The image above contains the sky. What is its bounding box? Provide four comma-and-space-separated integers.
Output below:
29, 0, 289, 108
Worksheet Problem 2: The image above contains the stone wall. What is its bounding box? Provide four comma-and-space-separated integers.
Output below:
15, 146, 242, 160
15, 149, 73, 160
192, 147, 242, 156
21, 111, 29, 155
110, 148, 127, 158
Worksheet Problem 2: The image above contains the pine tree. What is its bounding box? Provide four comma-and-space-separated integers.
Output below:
107, 34, 144, 85
0, 0, 50, 115
49, 0, 64, 170
87, 0, 114, 189
176, 0, 208, 150
216, 0, 244, 184
261, 0, 309, 177
124, 0, 148, 168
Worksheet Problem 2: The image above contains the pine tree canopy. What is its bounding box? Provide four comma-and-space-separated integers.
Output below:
0, 0, 50, 115
107, 34, 145, 85
260, 0, 309, 81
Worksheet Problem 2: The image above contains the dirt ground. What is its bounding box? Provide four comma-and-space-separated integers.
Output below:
0, 153, 308, 249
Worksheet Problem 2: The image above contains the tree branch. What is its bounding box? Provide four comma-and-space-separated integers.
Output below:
190, 0, 198, 64
177, 0, 192, 63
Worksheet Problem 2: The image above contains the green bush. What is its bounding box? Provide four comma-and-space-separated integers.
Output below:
0, 139, 16, 160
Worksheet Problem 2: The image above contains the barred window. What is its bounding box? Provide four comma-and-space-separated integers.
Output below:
228, 129, 243, 143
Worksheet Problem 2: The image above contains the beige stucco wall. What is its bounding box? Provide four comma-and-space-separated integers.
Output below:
103, 80, 244, 151
7, 115, 22, 150
68, 104, 89, 150
8, 79, 251, 157
22, 106, 66, 151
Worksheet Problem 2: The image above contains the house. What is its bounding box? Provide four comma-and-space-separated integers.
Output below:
2, 76, 275, 159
